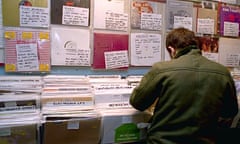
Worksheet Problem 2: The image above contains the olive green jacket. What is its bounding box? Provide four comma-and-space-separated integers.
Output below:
130, 46, 238, 144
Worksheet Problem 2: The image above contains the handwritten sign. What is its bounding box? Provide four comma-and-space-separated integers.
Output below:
141, 13, 162, 30
197, 18, 214, 34
105, 11, 128, 31
224, 21, 239, 37
20, 6, 49, 27
16, 43, 39, 71
174, 16, 192, 30
104, 50, 129, 69
131, 33, 161, 66
64, 49, 91, 66
62, 6, 89, 26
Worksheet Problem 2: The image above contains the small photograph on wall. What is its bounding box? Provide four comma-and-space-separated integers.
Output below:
51, 0, 90, 26
197, 36, 219, 63
130, 0, 163, 31
166, 0, 193, 31
2, 0, 49, 27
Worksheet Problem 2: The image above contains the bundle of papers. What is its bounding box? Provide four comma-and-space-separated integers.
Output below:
0, 76, 43, 93
41, 75, 95, 115
88, 75, 135, 110
0, 76, 42, 128
0, 92, 41, 128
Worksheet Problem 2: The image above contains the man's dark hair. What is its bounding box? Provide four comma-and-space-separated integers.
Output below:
166, 27, 198, 50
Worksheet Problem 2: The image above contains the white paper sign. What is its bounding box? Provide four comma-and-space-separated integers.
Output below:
174, 16, 192, 30
20, 6, 49, 27
105, 11, 128, 31
104, 50, 129, 69
131, 33, 161, 66
62, 6, 89, 26
94, 0, 124, 29
197, 18, 214, 34
141, 13, 162, 30
67, 121, 79, 130
223, 21, 239, 37
202, 52, 219, 63
225, 54, 240, 67
16, 43, 39, 71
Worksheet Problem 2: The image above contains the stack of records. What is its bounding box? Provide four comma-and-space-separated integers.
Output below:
88, 75, 134, 110
0, 76, 42, 127
0, 76, 42, 144
41, 75, 101, 144
125, 75, 143, 87
41, 75, 94, 115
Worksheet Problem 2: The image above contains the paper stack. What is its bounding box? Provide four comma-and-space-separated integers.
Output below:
41, 75, 94, 115
88, 75, 151, 144
41, 75, 102, 144
0, 76, 42, 144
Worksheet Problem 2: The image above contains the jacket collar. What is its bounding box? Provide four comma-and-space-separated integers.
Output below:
174, 45, 200, 59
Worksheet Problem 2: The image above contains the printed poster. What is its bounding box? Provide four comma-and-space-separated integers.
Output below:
4, 28, 50, 72
92, 33, 129, 70
218, 3, 240, 37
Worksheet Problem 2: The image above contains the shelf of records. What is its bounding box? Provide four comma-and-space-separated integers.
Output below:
0, 75, 153, 144
0, 74, 240, 144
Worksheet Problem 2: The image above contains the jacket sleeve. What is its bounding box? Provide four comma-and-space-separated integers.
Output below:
218, 76, 239, 128
130, 66, 162, 111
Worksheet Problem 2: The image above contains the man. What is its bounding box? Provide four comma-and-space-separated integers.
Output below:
130, 27, 238, 144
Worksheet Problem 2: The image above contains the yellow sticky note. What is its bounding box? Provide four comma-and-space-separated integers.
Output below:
22, 32, 33, 39
39, 64, 49, 71
5, 64, 16, 72
4, 31, 16, 39
39, 32, 49, 40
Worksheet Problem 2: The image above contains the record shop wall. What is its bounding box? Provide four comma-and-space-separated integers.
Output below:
0, 0, 240, 77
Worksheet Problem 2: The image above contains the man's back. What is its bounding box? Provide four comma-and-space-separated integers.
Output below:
131, 49, 238, 144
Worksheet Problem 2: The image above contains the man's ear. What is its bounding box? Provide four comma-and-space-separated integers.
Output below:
167, 46, 176, 58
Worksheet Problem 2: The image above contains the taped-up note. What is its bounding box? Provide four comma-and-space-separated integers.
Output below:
4, 28, 50, 73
